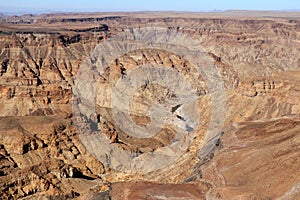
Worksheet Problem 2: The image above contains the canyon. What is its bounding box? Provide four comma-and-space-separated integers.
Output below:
0, 11, 300, 199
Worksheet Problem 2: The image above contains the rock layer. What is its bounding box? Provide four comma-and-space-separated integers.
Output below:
0, 12, 300, 199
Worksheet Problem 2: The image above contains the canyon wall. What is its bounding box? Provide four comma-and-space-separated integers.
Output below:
0, 12, 299, 199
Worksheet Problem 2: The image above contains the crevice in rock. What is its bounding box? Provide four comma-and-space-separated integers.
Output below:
71, 169, 96, 180
1, 59, 9, 75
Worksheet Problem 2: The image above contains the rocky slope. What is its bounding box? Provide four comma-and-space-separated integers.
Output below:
0, 12, 300, 199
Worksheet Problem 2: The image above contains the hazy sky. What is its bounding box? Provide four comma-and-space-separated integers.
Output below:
1, 0, 300, 14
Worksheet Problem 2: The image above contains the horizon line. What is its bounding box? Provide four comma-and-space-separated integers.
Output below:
2, 9, 300, 17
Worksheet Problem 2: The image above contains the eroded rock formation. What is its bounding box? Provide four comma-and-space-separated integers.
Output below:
0, 12, 299, 199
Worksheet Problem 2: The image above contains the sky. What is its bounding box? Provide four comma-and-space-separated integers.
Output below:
1, 0, 300, 15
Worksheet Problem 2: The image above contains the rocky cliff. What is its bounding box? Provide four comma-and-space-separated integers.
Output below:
0, 12, 300, 199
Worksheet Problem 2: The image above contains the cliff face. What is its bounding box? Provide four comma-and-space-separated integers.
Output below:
0, 30, 107, 116
1, 15, 300, 117
0, 12, 300, 199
